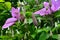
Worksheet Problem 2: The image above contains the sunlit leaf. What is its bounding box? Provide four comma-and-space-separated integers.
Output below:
0, 0, 4, 2
4, 2, 11, 10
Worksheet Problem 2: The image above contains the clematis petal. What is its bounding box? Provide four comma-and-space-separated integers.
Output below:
51, 0, 60, 12
34, 8, 46, 16
14, 8, 20, 20
11, 7, 20, 20
34, 8, 51, 16
5, 18, 17, 24
2, 22, 15, 29
45, 8, 51, 15
11, 7, 16, 18
18, 7, 20, 12
43, 2, 49, 8
2, 18, 17, 29
51, 5, 57, 12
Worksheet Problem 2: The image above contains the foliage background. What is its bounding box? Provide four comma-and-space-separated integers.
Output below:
0, 0, 60, 40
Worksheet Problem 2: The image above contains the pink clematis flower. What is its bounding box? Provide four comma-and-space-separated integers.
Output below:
34, 0, 60, 16
51, 0, 60, 12
2, 7, 20, 29
34, 2, 51, 16
2, 18, 17, 29
11, 7, 20, 20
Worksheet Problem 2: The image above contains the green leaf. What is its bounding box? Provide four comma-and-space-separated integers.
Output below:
26, 12, 32, 18
57, 24, 60, 27
0, 3, 5, 9
36, 27, 51, 34
39, 32, 49, 40
43, 27, 51, 33
38, 3, 43, 9
54, 11, 60, 18
0, 0, 4, 2
4, 2, 11, 10
36, 29, 43, 34
52, 34, 58, 39
0, 36, 9, 39
28, 18, 33, 24
58, 34, 60, 40
31, 33, 36, 39
24, 5, 30, 10
52, 27, 56, 32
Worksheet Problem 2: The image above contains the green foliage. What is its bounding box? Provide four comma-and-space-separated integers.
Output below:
0, 0, 60, 40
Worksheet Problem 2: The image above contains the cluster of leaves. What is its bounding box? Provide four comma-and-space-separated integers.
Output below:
0, 0, 60, 40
